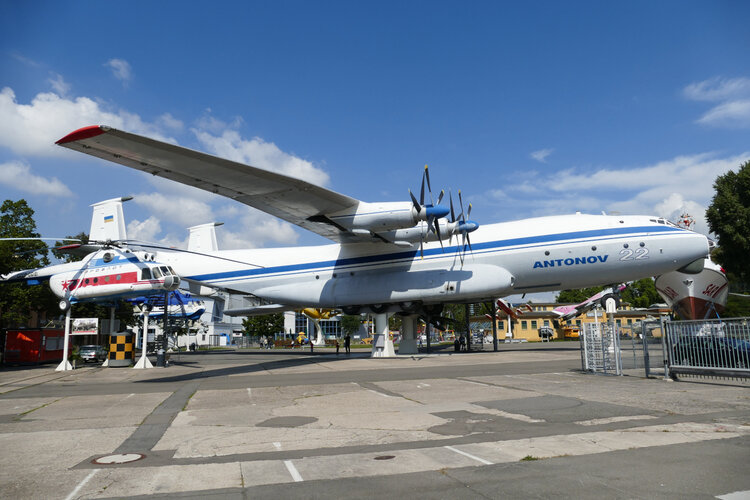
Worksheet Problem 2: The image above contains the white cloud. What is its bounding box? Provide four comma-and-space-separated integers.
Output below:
127, 216, 162, 242
684, 76, 750, 128
479, 151, 749, 233
193, 128, 330, 186
130, 190, 299, 249
105, 58, 133, 84
683, 77, 750, 102
530, 148, 554, 163
48, 73, 70, 97
0, 86, 175, 157
0, 160, 73, 197
133, 192, 215, 228
696, 99, 750, 128
156, 113, 184, 131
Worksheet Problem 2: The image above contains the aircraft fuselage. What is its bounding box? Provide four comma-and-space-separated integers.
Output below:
155, 213, 709, 309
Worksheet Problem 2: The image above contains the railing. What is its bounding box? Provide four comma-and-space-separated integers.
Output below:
580, 321, 622, 375
664, 318, 750, 379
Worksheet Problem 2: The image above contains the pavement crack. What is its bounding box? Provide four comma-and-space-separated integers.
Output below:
15, 397, 63, 420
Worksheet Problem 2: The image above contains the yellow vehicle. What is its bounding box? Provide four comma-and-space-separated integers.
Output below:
563, 325, 580, 339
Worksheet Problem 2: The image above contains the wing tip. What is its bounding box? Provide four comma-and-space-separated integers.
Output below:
56, 125, 109, 145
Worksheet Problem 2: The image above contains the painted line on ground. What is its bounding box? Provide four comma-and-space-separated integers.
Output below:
445, 445, 493, 465
575, 415, 658, 426
716, 490, 750, 499
64, 469, 99, 500
284, 460, 303, 482
493, 410, 545, 423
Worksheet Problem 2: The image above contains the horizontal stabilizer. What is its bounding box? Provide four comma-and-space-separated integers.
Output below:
224, 303, 292, 317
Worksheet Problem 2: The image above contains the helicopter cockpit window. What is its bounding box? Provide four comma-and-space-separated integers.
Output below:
167, 266, 177, 275
152, 267, 163, 278
141, 268, 152, 280
160, 266, 170, 275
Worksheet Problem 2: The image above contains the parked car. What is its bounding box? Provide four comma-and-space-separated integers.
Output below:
79, 345, 107, 363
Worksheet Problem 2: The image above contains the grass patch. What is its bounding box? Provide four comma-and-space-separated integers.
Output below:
520, 455, 540, 461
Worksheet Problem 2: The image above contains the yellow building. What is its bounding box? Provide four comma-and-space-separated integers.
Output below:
473, 302, 671, 342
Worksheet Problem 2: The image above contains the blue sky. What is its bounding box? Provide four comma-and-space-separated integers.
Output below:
1, 1, 749, 252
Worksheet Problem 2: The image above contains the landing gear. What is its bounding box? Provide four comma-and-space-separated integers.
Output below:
341, 305, 361, 315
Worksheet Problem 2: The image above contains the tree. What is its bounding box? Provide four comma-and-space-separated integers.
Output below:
620, 278, 660, 308
556, 279, 659, 308
339, 315, 362, 336
706, 160, 750, 288
242, 313, 284, 337
0, 200, 58, 328
52, 232, 89, 263
556, 286, 604, 304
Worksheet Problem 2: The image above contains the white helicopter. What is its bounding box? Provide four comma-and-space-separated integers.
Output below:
1, 197, 180, 310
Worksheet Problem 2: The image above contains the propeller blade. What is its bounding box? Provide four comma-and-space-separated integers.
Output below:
420, 168, 426, 205
449, 190, 455, 222
424, 165, 433, 205
434, 218, 444, 251
437, 189, 444, 206
409, 189, 420, 212
467, 203, 472, 219
458, 190, 465, 222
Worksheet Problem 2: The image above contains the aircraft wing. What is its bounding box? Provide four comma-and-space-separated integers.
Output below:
57, 126, 361, 243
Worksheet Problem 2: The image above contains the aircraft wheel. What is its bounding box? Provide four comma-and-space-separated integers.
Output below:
58, 298, 71, 311
398, 301, 422, 314
424, 303, 444, 316
369, 304, 388, 314
600, 294, 620, 311
342, 305, 361, 315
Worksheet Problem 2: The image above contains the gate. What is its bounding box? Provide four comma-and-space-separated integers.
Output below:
664, 318, 750, 379
620, 319, 668, 378
579, 321, 622, 375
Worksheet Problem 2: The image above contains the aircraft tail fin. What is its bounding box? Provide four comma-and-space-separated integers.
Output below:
187, 222, 223, 252
89, 197, 131, 242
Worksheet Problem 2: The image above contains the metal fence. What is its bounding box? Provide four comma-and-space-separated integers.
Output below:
664, 318, 750, 379
579, 321, 622, 375
620, 320, 667, 378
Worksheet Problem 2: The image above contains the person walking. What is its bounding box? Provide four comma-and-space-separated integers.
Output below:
335, 338, 340, 355
344, 333, 351, 354
309, 338, 314, 353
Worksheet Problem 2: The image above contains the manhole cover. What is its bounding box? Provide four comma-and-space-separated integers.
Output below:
374, 455, 395, 460
92, 453, 145, 464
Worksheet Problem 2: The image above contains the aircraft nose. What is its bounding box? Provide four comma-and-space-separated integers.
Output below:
425, 205, 450, 219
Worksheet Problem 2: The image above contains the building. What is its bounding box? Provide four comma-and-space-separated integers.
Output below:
472, 302, 671, 342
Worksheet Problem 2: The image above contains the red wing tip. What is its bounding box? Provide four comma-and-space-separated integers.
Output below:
56, 125, 108, 145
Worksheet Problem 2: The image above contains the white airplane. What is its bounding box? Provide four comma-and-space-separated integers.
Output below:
45, 125, 711, 324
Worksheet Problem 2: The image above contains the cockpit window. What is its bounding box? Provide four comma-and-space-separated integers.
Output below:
141, 268, 152, 280
160, 266, 170, 275
151, 267, 162, 278
167, 266, 177, 275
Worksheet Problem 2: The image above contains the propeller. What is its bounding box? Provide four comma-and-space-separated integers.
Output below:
455, 190, 478, 264
409, 165, 449, 259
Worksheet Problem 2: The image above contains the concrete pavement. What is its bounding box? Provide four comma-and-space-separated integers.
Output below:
0, 345, 748, 499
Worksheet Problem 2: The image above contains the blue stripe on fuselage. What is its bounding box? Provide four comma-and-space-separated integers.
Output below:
187, 225, 685, 283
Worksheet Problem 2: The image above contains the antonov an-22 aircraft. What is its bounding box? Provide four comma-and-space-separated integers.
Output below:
54, 125, 711, 318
